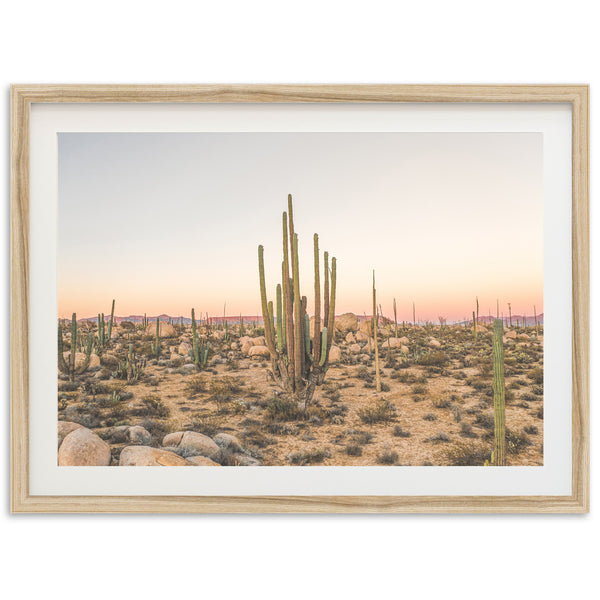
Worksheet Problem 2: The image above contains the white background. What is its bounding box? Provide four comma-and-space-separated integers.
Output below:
1, 1, 597, 599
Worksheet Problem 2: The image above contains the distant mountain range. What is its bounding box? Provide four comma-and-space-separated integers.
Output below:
73, 312, 543, 326
77, 314, 264, 325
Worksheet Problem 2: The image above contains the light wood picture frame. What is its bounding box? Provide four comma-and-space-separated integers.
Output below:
11, 84, 589, 513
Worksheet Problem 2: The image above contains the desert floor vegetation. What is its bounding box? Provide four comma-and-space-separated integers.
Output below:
57, 313, 544, 467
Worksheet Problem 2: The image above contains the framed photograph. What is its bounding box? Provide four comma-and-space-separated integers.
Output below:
11, 84, 589, 513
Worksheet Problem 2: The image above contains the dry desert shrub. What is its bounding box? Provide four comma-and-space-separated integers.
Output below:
444, 441, 491, 466
357, 398, 396, 424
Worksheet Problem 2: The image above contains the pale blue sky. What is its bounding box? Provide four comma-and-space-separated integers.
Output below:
58, 132, 543, 321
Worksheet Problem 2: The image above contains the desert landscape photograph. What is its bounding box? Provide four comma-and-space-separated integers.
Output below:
56, 132, 544, 467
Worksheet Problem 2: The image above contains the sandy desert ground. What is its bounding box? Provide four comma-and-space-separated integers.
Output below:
57, 314, 543, 467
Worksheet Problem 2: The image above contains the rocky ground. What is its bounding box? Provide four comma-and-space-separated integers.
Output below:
57, 314, 544, 466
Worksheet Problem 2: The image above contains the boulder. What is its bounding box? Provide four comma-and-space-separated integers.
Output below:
241, 341, 253, 355
517, 333, 530, 340
162, 431, 220, 460
249, 345, 270, 358
178, 342, 191, 356
214, 432, 242, 452
162, 431, 184, 446
335, 313, 358, 334
328, 346, 342, 363
349, 343, 362, 354
359, 320, 373, 336
128, 425, 152, 445
145, 321, 177, 338
108, 425, 131, 444
58, 427, 111, 466
57, 421, 83, 449
428, 339, 441, 348
119, 446, 190, 466
387, 337, 406, 348
400, 345, 409, 354
345, 332, 356, 344
61, 352, 100, 370
187, 456, 221, 466
355, 331, 369, 343
504, 330, 517, 340
233, 454, 262, 466
63, 403, 101, 429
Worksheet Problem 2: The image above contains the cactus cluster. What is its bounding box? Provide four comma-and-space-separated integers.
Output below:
191, 308, 209, 369
116, 343, 146, 382
258, 194, 337, 409
58, 313, 93, 382
97, 299, 115, 350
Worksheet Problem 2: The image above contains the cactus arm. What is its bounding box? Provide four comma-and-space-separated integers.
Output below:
69, 313, 77, 377
372, 272, 381, 392
304, 313, 311, 361
282, 211, 295, 382
292, 233, 303, 388
107, 299, 115, 340
155, 317, 160, 358
191, 308, 199, 365
319, 328, 328, 367
326, 257, 336, 353
492, 319, 506, 465
312, 233, 321, 366
276, 284, 283, 353
267, 301, 275, 343
258, 245, 277, 358
57, 321, 69, 374
323, 251, 330, 332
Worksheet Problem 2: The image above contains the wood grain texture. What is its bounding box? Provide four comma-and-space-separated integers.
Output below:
10, 84, 589, 513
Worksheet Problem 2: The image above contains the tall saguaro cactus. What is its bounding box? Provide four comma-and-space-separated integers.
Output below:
492, 318, 506, 466
107, 299, 115, 341
372, 271, 381, 393
258, 194, 337, 409
152, 317, 161, 358
58, 313, 92, 382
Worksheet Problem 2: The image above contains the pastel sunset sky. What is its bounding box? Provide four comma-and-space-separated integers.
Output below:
58, 132, 543, 322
